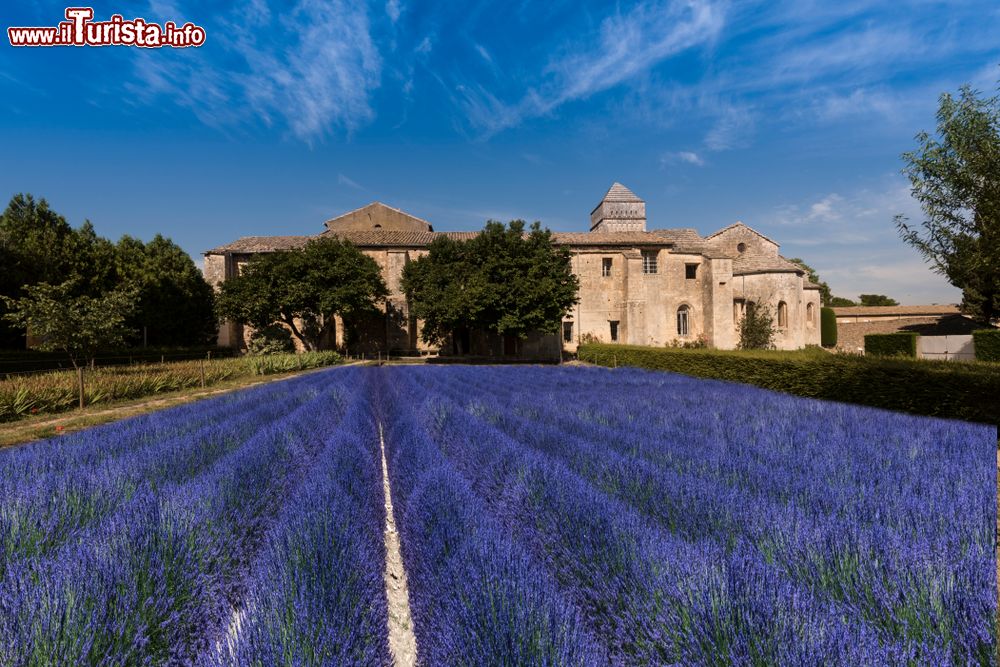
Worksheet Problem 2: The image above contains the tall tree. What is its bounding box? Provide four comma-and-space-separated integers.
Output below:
787, 258, 832, 306
896, 84, 1000, 323
215, 238, 387, 350
1, 281, 137, 368
402, 220, 579, 349
116, 234, 217, 346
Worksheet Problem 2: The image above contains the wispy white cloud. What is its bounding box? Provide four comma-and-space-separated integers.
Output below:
704, 104, 755, 151
756, 179, 960, 304
337, 173, 364, 190
132, 0, 381, 143
386, 0, 401, 23
455, 0, 725, 136
662, 150, 706, 166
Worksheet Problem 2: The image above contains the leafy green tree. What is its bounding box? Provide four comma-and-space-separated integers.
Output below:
116, 234, 217, 346
787, 258, 832, 306
403, 220, 579, 350
858, 294, 899, 307
216, 238, 387, 350
1, 281, 137, 368
896, 84, 1000, 323
830, 296, 857, 307
737, 301, 775, 350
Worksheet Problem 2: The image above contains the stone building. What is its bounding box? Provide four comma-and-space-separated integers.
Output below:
205, 183, 822, 355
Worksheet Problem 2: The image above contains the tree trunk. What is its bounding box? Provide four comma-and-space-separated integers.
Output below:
282, 315, 314, 351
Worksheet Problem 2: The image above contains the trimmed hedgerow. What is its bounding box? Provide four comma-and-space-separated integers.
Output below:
973, 329, 1000, 362
864, 332, 918, 358
820, 307, 838, 348
577, 344, 999, 426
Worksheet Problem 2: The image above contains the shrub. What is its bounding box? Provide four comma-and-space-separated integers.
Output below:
247, 324, 295, 355
820, 307, 837, 347
973, 329, 1000, 362
577, 343, 1000, 426
864, 332, 918, 358
738, 301, 775, 350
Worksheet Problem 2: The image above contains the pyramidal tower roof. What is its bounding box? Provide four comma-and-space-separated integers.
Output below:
599, 182, 643, 204
590, 182, 647, 232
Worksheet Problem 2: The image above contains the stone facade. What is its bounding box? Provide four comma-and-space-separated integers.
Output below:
204, 183, 822, 355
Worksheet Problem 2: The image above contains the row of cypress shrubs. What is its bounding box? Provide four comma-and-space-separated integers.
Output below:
577, 343, 999, 426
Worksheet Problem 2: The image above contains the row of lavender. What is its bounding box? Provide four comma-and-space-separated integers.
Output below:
380, 366, 996, 665
0, 367, 390, 665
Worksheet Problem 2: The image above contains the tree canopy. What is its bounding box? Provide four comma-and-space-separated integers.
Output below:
402, 220, 579, 348
1, 281, 137, 368
858, 294, 899, 307
0, 193, 217, 349
116, 234, 217, 346
896, 84, 1000, 323
215, 238, 388, 350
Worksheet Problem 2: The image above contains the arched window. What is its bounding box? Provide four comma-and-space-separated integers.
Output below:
806, 302, 815, 327
677, 305, 690, 336
777, 301, 788, 329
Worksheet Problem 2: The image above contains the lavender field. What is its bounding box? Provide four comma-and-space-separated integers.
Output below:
0, 365, 994, 665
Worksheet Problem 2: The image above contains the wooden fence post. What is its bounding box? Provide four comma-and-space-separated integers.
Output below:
200, 359, 206, 388
77, 367, 85, 409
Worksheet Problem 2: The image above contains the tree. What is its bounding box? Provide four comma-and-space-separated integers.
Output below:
787, 258, 832, 306
896, 84, 1000, 323
402, 220, 579, 350
737, 301, 775, 350
116, 234, 217, 346
830, 296, 857, 307
858, 294, 899, 307
215, 238, 387, 351
0, 194, 77, 347
1, 281, 137, 368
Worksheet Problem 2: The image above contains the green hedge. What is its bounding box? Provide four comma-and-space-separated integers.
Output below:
578, 343, 999, 426
973, 329, 1000, 362
820, 307, 837, 347
864, 332, 917, 358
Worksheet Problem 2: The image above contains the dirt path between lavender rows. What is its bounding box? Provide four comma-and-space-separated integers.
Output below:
379, 421, 419, 667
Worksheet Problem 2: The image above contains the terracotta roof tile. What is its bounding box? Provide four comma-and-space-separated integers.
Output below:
731, 252, 804, 275
205, 236, 312, 254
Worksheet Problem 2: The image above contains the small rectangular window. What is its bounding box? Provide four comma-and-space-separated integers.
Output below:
642, 250, 658, 274
685, 263, 698, 280
563, 321, 573, 343
602, 258, 613, 277
609, 320, 619, 342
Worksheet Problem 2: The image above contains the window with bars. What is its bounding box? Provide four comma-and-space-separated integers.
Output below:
602, 258, 613, 277
677, 305, 690, 336
563, 321, 573, 343
685, 263, 698, 280
642, 250, 658, 274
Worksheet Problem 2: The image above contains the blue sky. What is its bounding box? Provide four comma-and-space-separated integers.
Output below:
2, 1, 998, 303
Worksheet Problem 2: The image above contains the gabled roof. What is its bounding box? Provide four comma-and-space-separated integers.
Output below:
323, 201, 434, 232
705, 221, 779, 247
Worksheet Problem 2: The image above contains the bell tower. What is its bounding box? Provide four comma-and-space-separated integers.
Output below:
590, 182, 646, 232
